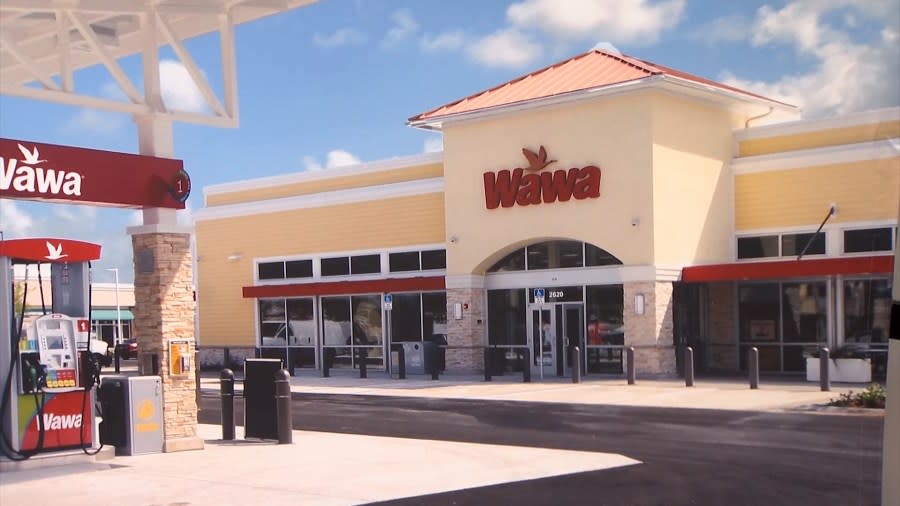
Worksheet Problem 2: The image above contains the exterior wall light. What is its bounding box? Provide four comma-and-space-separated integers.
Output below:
634, 294, 645, 315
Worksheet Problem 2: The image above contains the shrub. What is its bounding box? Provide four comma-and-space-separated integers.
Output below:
829, 383, 886, 409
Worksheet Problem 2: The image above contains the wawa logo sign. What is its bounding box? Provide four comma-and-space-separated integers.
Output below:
483, 146, 601, 209
1, 144, 82, 197
19, 391, 92, 450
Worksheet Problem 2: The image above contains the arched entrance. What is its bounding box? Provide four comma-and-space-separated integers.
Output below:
482, 239, 625, 378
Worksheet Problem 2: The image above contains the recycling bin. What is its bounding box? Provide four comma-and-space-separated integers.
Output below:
244, 358, 281, 440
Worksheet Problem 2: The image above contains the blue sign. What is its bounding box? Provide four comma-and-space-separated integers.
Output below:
534, 288, 545, 303
384, 294, 393, 310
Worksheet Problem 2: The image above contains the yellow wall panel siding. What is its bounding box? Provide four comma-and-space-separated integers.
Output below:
738, 121, 900, 156
206, 163, 443, 206
651, 94, 738, 265
735, 158, 900, 230
195, 193, 445, 347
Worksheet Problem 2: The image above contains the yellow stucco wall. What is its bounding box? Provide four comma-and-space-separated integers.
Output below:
196, 192, 445, 346
738, 121, 900, 157
735, 158, 900, 230
651, 95, 738, 265
205, 163, 444, 206
441, 94, 656, 274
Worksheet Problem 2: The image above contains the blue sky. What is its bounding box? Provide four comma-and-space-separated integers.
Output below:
1, 0, 898, 283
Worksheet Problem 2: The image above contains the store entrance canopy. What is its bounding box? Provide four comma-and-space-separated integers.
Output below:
681, 255, 893, 283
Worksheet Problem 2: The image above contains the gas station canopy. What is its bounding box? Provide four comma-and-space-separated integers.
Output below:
1, 0, 318, 127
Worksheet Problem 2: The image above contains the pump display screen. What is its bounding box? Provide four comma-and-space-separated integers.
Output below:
44, 321, 61, 330
46, 336, 64, 350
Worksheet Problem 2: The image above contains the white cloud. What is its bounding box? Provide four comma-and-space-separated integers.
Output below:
313, 28, 367, 47
159, 59, 207, 113
420, 31, 467, 52
382, 9, 419, 48
0, 200, 34, 236
52, 205, 97, 223
302, 149, 361, 171
720, 1, 900, 117
423, 136, 443, 153
467, 28, 543, 68
506, 0, 685, 45
65, 109, 128, 136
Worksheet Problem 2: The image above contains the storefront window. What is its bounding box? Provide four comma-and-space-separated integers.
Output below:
844, 228, 893, 253
421, 249, 447, 270
320, 296, 352, 367
844, 278, 892, 344
782, 282, 827, 343
585, 285, 624, 373
390, 293, 422, 342
258, 298, 317, 370
737, 236, 779, 259
422, 292, 448, 344
390, 251, 420, 272
782, 233, 825, 256
738, 281, 828, 372
487, 289, 527, 346
487, 241, 620, 272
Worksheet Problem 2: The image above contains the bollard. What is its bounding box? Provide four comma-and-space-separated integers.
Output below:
749, 347, 759, 390
195, 351, 201, 408
431, 345, 440, 380
571, 346, 582, 384
626, 347, 636, 385
484, 348, 492, 382
274, 369, 292, 444
684, 346, 694, 387
358, 348, 367, 379
522, 348, 531, 383
820, 347, 830, 392
220, 368, 235, 441
396, 345, 406, 380
322, 348, 331, 378
114, 345, 121, 374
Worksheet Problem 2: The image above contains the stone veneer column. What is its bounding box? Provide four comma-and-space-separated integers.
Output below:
444, 276, 486, 373
707, 282, 738, 371
132, 232, 203, 453
623, 281, 676, 376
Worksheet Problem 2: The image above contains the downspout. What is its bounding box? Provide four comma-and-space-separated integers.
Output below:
745, 106, 774, 128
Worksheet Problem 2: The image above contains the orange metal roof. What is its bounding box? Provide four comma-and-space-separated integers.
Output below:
409, 49, 790, 124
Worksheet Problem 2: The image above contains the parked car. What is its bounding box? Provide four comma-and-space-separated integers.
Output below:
115, 339, 138, 360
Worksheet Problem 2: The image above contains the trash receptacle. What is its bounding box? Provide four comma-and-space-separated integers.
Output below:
99, 375, 163, 455
244, 358, 281, 440
400, 342, 425, 374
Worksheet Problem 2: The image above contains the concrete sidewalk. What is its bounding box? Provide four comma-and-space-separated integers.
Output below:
203, 370, 870, 412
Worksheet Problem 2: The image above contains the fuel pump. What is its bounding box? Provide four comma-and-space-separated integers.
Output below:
0, 238, 104, 460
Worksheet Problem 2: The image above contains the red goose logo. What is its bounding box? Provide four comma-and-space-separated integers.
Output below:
483, 146, 601, 209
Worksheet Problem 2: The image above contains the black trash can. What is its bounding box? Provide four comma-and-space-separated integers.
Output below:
244, 358, 282, 440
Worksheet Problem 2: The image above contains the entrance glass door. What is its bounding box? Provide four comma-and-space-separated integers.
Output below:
528, 303, 584, 378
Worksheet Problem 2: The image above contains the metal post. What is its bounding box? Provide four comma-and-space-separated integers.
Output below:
396, 345, 406, 380
684, 346, 694, 387
322, 348, 331, 378
749, 347, 759, 390
114, 345, 121, 373
220, 368, 234, 441
571, 346, 582, 384
358, 348, 367, 379
626, 346, 635, 385
820, 347, 830, 392
274, 368, 292, 444
431, 345, 439, 380
195, 350, 201, 408
484, 347, 492, 382
522, 348, 531, 383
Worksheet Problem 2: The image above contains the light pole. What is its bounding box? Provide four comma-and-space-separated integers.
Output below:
106, 268, 122, 347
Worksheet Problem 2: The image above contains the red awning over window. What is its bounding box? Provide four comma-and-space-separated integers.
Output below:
681, 255, 893, 283
242, 276, 446, 298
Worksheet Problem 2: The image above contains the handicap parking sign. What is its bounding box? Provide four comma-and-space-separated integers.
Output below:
384, 293, 393, 310
534, 288, 545, 304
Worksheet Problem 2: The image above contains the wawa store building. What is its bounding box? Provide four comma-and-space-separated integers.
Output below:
194, 50, 898, 379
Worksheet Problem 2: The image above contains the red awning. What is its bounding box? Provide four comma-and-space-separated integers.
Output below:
242, 276, 446, 298
682, 255, 893, 283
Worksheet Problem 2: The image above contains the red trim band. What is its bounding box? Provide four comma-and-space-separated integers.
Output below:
243, 276, 446, 298
0, 238, 102, 262
682, 255, 893, 282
